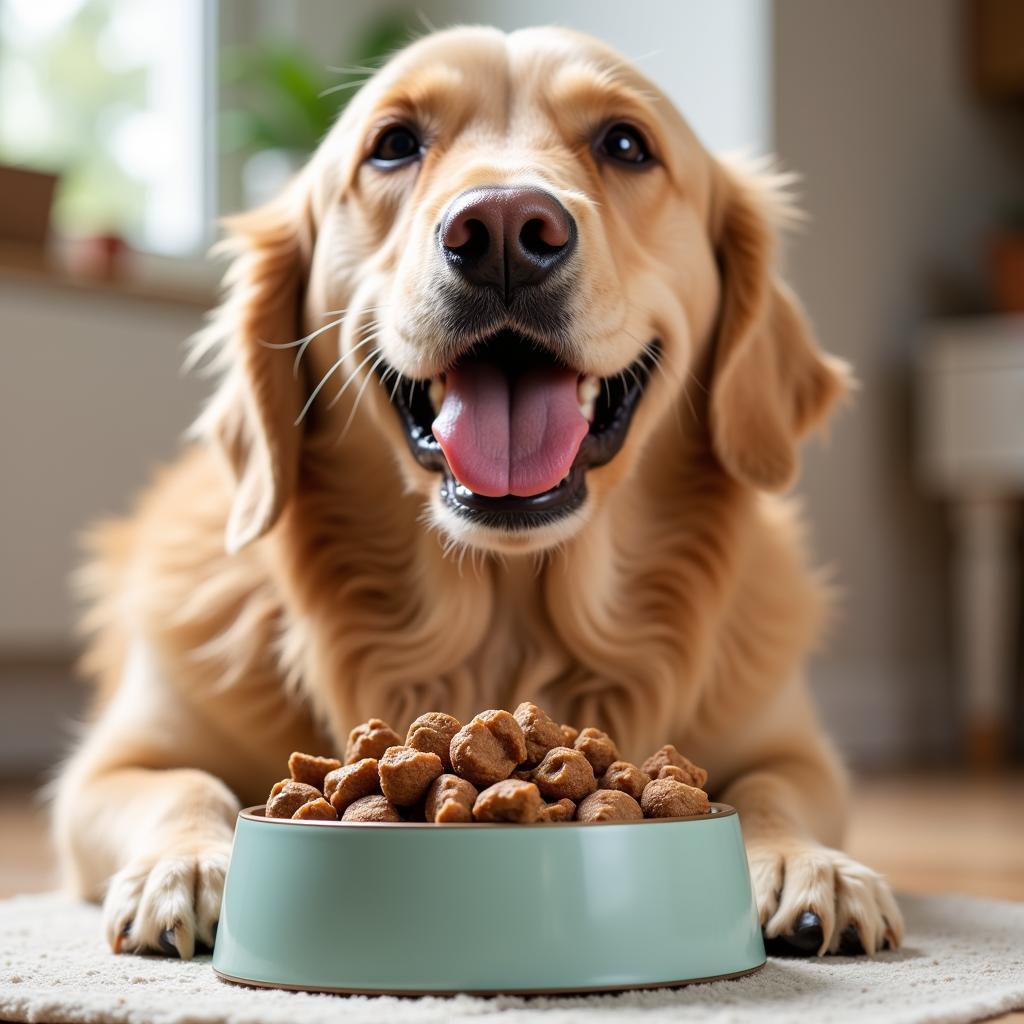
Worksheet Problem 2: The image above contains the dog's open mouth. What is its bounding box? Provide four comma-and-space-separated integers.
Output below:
380, 330, 658, 529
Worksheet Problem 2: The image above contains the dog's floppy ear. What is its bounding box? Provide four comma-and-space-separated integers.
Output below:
707, 158, 850, 490
190, 177, 314, 554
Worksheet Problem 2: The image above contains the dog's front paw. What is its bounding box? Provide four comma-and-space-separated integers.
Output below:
103, 841, 229, 959
747, 838, 903, 957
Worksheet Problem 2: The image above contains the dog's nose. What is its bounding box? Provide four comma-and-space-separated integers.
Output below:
439, 186, 576, 298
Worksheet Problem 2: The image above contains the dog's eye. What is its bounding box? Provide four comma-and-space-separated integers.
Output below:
371, 126, 421, 166
599, 123, 652, 166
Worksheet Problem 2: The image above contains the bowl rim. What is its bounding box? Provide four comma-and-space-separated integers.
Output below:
239, 801, 735, 828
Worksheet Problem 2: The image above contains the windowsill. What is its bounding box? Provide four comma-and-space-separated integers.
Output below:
0, 240, 219, 310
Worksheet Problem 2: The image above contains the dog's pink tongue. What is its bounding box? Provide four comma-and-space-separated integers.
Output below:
433, 363, 588, 497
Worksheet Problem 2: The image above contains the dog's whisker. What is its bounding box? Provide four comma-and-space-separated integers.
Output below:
389, 366, 404, 405
321, 303, 389, 318
295, 352, 347, 425
338, 353, 388, 439
415, 8, 438, 33
295, 335, 382, 425
319, 78, 372, 99
261, 305, 388, 380
323, 344, 383, 414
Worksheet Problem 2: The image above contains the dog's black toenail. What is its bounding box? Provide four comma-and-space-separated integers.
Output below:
764, 910, 824, 958
158, 928, 180, 958
196, 922, 218, 954
838, 924, 865, 956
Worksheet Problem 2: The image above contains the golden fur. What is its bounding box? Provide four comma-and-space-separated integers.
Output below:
54, 26, 902, 960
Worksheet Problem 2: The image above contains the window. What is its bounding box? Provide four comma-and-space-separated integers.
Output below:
0, 0, 212, 255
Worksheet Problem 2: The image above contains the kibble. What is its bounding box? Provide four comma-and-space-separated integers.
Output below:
324, 758, 381, 813
531, 746, 597, 802
263, 702, 709, 826
342, 795, 403, 822
292, 797, 337, 821
574, 727, 620, 777
449, 710, 527, 787
599, 760, 649, 801
345, 718, 403, 764
473, 779, 543, 823
513, 701, 566, 767
577, 789, 644, 822
641, 745, 709, 788
378, 745, 444, 806
640, 778, 711, 819
538, 798, 576, 822
266, 780, 322, 819
288, 751, 342, 790
425, 774, 478, 823
406, 712, 461, 770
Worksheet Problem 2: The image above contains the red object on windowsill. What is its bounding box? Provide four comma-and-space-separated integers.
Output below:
70, 233, 131, 282
989, 232, 1024, 313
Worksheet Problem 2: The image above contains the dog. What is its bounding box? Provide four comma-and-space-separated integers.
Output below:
53, 26, 902, 961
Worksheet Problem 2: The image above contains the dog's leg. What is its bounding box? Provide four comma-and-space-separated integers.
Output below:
715, 685, 904, 957
53, 640, 241, 959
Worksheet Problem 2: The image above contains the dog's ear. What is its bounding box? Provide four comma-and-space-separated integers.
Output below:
190, 178, 314, 554
707, 158, 850, 490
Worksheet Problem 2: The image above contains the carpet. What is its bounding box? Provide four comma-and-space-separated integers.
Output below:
0, 892, 1022, 1024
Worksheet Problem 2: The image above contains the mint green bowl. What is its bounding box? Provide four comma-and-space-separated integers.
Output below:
213, 802, 765, 994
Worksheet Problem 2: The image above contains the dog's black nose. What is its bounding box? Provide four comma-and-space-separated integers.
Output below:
439, 186, 576, 299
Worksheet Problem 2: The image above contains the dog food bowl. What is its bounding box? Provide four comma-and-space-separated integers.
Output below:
212, 802, 765, 994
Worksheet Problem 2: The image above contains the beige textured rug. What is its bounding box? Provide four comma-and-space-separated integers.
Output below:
0, 892, 1022, 1024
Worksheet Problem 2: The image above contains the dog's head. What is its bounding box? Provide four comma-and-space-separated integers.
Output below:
195, 26, 848, 556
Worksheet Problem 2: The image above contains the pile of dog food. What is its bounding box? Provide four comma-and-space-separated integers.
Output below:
265, 702, 710, 824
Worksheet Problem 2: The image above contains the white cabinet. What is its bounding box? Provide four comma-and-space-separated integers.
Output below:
917, 316, 1024, 767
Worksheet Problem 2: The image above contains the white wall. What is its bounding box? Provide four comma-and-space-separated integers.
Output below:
0, 280, 206, 651
437, 0, 772, 155
774, 0, 1024, 764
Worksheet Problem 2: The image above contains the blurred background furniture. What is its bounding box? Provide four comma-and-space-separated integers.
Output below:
917, 316, 1024, 770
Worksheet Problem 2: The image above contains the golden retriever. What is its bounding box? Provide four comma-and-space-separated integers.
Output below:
53, 25, 902, 961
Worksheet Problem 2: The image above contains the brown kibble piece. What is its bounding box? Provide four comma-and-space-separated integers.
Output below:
577, 789, 643, 822
378, 746, 444, 806
324, 758, 381, 813
658, 765, 701, 786
641, 745, 709, 788
342, 795, 402, 822
640, 778, 710, 818
600, 761, 649, 801
266, 780, 321, 819
292, 797, 337, 821
345, 718, 403, 764
513, 701, 566, 767
532, 746, 597, 802
449, 710, 527, 787
538, 798, 576, 822
405, 712, 461, 770
574, 727, 620, 777
560, 724, 578, 747
425, 774, 478, 823
288, 751, 342, 790
472, 779, 543, 823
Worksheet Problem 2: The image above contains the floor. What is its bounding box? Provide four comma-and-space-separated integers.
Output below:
2, 775, 1022, 1022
